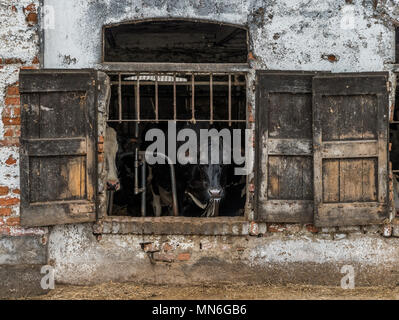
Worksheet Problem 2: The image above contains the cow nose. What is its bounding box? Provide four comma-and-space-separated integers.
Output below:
208, 188, 222, 198
107, 180, 120, 191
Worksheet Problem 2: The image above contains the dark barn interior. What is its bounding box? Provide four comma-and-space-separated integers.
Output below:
103, 19, 248, 63
103, 20, 248, 217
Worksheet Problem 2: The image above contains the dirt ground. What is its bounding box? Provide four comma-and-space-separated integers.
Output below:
25, 282, 399, 300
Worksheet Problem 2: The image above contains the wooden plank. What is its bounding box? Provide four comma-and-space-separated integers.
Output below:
321, 140, 378, 158
362, 158, 377, 202
258, 200, 313, 223
100, 62, 250, 73
316, 203, 387, 227
25, 138, 87, 156
313, 73, 389, 227
322, 160, 339, 203
339, 159, 363, 202
19, 70, 98, 227
21, 201, 95, 227
312, 73, 388, 95
279, 157, 303, 200
20, 70, 93, 92
268, 93, 312, 139
256, 72, 315, 222
267, 139, 312, 155
267, 156, 280, 199
320, 95, 340, 141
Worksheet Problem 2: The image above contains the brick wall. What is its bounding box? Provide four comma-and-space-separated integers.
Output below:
0, 1, 45, 237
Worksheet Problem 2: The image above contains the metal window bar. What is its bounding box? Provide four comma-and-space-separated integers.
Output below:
108, 72, 246, 123
173, 73, 177, 121
118, 73, 122, 123
191, 73, 195, 122
228, 73, 232, 127
210, 73, 213, 124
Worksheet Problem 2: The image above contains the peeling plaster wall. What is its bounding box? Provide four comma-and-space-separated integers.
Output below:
49, 223, 399, 286
43, 0, 397, 71
2, 0, 399, 286
41, 0, 399, 285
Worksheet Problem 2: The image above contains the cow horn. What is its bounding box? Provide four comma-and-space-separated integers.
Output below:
185, 191, 207, 209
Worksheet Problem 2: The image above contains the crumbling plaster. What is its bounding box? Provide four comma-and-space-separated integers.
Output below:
43, 0, 397, 72
2, 0, 399, 285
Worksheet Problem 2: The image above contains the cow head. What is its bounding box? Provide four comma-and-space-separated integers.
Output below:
184, 135, 230, 217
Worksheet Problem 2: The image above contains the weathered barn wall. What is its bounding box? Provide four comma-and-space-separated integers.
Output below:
0, 0, 399, 295
43, 0, 396, 72
0, 0, 48, 297
49, 222, 399, 286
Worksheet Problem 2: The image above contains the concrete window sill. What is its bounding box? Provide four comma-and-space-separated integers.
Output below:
93, 216, 252, 236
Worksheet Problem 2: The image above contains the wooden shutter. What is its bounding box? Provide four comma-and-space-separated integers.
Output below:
19, 70, 98, 227
255, 72, 314, 222
313, 73, 389, 227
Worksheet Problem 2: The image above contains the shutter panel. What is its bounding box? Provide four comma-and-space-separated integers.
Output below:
313, 73, 389, 227
255, 72, 314, 222
19, 70, 98, 227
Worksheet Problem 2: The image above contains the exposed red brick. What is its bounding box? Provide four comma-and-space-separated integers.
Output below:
98, 135, 104, 143
249, 221, 259, 236
21, 66, 37, 70
4, 128, 13, 137
98, 154, 104, 163
12, 189, 20, 194
2, 117, 20, 126
306, 224, 319, 233
0, 186, 9, 196
11, 5, 17, 12
5, 155, 17, 166
6, 217, 20, 226
0, 227, 11, 235
7, 86, 19, 96
5, 58, 24, 64
268, 224, 286, 232
32, 56, 39, 64
24, 3, 36, 13
5, 97, 20, 105
248, 52, 255, 60
13, 107, 20, 116
177, 253, 190, 261
0, 198, 20, 206
98, 143, 104, 153
162, 243, 173, 252
0, 208, 12, 216
153, 252, 174, 262
26, 12, 38, 25
0, 139, 20, 147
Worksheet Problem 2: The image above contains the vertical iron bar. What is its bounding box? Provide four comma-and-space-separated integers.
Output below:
141, 158, 146, 217
210, 73, 213, 125
191, 73, 195, 122
136, 72, 140, 123
155, 73, 159, 123
228, 73, 232, 127
173, 73, 177, 121
118, 73, 122, 123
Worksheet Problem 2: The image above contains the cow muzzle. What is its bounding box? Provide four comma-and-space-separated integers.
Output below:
208, 188, 223, 200
106, 180, 120, 191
